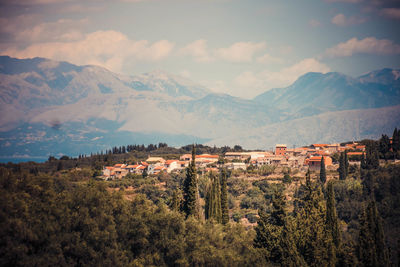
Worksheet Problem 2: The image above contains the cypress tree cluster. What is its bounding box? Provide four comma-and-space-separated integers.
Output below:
326, 182, 341, 249
220, 169, 229, 224
338, 152, 348, 180
358, 200, 390, 267
320, 156, 327, 185
205, 172, 222, 223
183, 145, 199, 218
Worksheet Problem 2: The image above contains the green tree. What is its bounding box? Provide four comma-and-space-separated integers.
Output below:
326, 182, 341, 249
220, 168, 229, 224
295, 171, 334, 266
205, 172, 222, 223
358, 200, 390, 267
344, 152, 349, 177
182, 145, 199, 218
170, 189, 183, 212
320, 156, 327, 185
339, 152, 347, 180
254, 189, 286, 263
392, 128, 399, 153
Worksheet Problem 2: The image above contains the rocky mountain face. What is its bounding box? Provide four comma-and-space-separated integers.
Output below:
1, 55, 399, 160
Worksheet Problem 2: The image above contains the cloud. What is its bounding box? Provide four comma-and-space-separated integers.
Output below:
180, 40, 268, 63
232, 58, 331, 98
309, 19, 322, 27
331, 13, 366, 26
179, 39, 213, 62
16, 18, 88, 43
2, 30, 175, 73
325, 37, 400, 57
256, 53, 284, 64
380, 8, 400, 19
215, 41, 266, 62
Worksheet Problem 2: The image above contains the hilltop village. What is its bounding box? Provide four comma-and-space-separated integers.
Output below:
102, 142, 366, 179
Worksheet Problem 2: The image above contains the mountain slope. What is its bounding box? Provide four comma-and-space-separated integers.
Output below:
1, 55, 399, 159
206, 105, 400, 149
254, 71, 400, 118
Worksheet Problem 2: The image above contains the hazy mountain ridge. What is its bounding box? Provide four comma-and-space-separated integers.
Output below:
1, 56, 399, 159
254, 71, 400, 119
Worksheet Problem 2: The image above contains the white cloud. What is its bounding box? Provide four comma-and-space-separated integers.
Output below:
2, 30, 175, 73
179, 39, 213, 62
232, 58, 331, 98
256, 53, 284, 64
325, 37, 400, 57
180, 40, 268, 63
331, 13, 366, 26
16, 18, 88, 42
380, 8, 400, 19
309, 19, 322, 27
215, 41, 266, 62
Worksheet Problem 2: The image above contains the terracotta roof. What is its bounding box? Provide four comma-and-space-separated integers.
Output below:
309, 156, 323, 161
154, 166, 166, 170
312, 144, 329, 147
197, 154, 219, 159
105, 166, 114, 170
347, 152, 363, 156
276, 144, 287, 147
126, 165, 137, 168
114, 164, 123, 167
165, 160, 178, 165
138, 166, 146, 170
141, 161, 149, 166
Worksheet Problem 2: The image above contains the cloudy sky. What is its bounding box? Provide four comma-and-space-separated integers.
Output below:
1, 0, 399, 98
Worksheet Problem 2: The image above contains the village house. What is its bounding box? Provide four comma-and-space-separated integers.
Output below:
165, 160, 181, 173
226, 162, 247, 170
305, 156, 333, 171
275, 144, 287, 155
180, 154, 192, 161
196, 154, 219, 163
146, 157, 166, 164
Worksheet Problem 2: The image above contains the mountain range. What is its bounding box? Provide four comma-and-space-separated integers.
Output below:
1, 55, 399, 160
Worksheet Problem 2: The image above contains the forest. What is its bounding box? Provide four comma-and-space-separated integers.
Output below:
1, 131, 400, 266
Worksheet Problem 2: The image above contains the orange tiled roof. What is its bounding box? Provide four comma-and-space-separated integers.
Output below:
309, 156, 323, 161
105, 166, 114, 170
114, 164, 123, 167
312, 144, 329, 147
165, 160, 178, 165
197, 154, 219, 158
154, 166, 166, 170
347, 152, 363, 156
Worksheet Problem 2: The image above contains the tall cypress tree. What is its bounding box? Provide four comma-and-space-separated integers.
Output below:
205, 172, 222, 223
358, 200, 389, 267
220, 168, 229, 224
170, 189, 183, 212
254, 189, 291, 264
392, 128, 399, 153
361, 152, 366, 170
320, 156, 327, 185
339, 152, 346, 180
183, 145, 199, 218
295, 171, 334, 266
344, 151, 349, 178
326, 182, 341, 249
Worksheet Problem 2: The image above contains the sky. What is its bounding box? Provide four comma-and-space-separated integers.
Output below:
0, 0, 400, 99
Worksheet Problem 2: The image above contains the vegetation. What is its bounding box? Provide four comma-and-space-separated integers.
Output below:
1, 131, 400, 266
